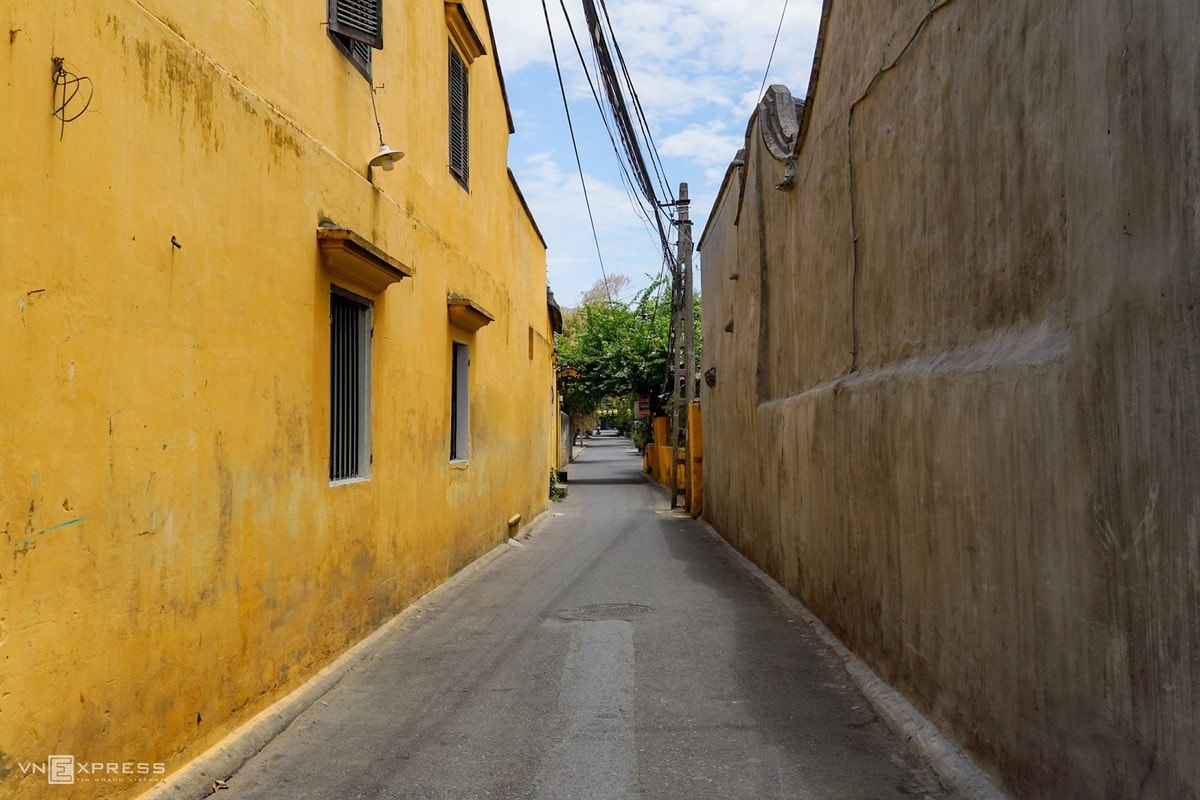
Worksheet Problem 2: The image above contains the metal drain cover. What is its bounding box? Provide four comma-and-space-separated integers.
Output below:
557, 603, 654, 621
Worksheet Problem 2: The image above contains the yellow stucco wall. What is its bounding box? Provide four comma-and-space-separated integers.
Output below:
643, 413, 697, 498
0, 1, 552, 797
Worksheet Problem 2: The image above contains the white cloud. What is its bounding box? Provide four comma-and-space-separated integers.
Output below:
494, 0, 820, 109
491, 0, 824, 300
659, 121, 744, 169
511, 151, 671, 302
489, 0, 555, 72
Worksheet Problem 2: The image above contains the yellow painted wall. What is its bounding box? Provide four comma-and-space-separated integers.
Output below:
644, 413, 699, 506
0, 1, 552, 797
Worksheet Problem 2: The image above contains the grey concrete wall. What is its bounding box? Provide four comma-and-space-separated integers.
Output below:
697, 1, 1200, 797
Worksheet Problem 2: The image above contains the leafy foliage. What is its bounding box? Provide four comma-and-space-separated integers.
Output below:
556, 274, 699, 426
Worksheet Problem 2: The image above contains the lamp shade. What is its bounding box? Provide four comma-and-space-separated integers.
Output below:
369, 142, 404, 171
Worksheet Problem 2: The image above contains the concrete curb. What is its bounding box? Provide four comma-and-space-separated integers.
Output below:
138, 508, 554, 800
694, 518, 1012, 800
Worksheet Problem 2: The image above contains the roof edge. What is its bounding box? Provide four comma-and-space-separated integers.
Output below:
697, 0, 832, 249
508, 168, 548, 250
480, 0, 516, 134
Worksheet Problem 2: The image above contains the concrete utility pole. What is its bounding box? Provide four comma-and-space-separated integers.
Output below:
669, 183, 694, 510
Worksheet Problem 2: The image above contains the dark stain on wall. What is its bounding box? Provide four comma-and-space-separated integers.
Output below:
130, 36, 222, 154
214, 433, 233, 575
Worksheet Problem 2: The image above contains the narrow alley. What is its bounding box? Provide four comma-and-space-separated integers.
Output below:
222, 435, 950, 800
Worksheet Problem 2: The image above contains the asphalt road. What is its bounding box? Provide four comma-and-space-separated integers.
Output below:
224, 434, 949, 800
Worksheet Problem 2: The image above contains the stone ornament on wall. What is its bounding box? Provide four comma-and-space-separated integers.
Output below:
758, 84, 803, 190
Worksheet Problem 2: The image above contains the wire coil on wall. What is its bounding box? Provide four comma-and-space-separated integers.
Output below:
52, 57, 93, 140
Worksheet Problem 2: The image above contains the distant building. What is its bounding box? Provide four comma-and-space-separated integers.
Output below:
0, 1, 555, 795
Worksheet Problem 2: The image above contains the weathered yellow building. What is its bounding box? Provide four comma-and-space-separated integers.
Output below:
0, 1, 555, 797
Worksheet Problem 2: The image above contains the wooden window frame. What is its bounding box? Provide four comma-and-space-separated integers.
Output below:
328, 0, 383, 80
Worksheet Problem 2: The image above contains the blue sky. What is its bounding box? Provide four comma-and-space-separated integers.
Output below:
490, 0, 823, 307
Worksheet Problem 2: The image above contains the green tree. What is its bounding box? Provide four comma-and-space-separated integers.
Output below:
556, 275, 700, 446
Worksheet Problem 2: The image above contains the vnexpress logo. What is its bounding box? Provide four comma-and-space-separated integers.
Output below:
19, 755, 166, 785
47, 755, 75, 785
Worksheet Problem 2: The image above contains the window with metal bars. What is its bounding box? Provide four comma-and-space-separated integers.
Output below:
330, 289, 372, 482
448, 46, 470, 188
450, 342, 469, 460
328, 0, 383, 80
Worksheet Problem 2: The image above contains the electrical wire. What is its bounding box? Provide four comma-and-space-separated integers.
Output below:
551, 3, 638, 221
578, 0, 675, 267
52, 58, 94, 141
575, 18, 660, 235
597, 0, 674, 207
563, 0, 660, 230
541, 0, 613, 302
582, 2, 657, 204
543, 0, 685, 353
554, 0, 666, 260
757, 0, 792, 100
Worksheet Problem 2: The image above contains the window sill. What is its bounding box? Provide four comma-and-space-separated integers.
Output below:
449, 460, 470, 471
329, 476, 371, 487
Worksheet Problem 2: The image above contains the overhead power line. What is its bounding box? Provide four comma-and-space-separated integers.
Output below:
541, 0, 613, 302
579, 0, 675, 268
595, 0, 675, 207
554, 0, 661, 238
758, 0, 792, 99
541, 0, 680, 285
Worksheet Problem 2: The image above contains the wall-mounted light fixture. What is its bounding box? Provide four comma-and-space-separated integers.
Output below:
369, 141, 403, 171
368, 85, 403, 172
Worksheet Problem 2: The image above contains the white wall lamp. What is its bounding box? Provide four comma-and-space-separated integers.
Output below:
368, 85, 404, 172
370, 141, 404, 171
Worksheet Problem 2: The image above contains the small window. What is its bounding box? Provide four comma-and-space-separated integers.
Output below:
450, 342, 469, 460
330, 289, 372, 482
331, 35, 372, 79
448, 46, 470, 188
328, 0, 383, 80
